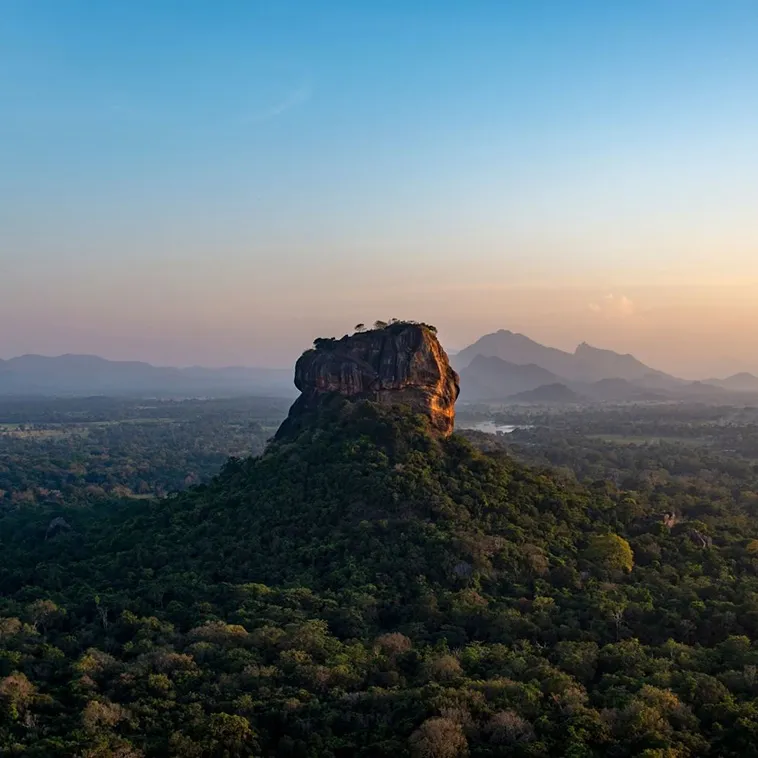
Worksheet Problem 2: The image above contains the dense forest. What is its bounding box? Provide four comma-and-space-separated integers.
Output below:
4, 397, 758, 755
0, 397, 288, 504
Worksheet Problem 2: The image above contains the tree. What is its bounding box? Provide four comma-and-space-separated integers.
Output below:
82, 699, 127, 733
424, 654, 463, 682
374, 632, 412, 656
610, 605, 627, 641
409, 717, 468, 758
207, 713, 257, 756
0, 672, 36, 721
487, 710, 535, 745
584, 534, 634, 573
354, 323, 366, 332
26, 598, 61, 633
83, 743, 144, 758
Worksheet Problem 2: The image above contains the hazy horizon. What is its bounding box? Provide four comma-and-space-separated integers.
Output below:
4, 2, 758, 379
3, 295, 758, 382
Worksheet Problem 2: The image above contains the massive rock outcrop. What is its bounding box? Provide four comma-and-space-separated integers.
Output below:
276, 322, 460, 438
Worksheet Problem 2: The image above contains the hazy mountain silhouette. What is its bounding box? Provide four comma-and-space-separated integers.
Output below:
455, 329, 682, 385
581, 377, 665, 402
706, 373, 758, 393
573, 342, 681, 385
460, 356, 669, 402
450, 329, 758, 402
0, 354, 294, 397
458, 355, 561, 400
677, 381, 734, 399
508, 382, 582, 404
454, 330, 576, 376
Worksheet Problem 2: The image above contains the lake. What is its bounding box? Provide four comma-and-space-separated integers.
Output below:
460, 421, 526, 434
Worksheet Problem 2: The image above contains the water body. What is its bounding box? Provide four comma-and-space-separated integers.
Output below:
462, 421, 527, 434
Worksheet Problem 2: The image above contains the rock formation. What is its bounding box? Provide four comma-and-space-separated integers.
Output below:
276, 322, 460, 438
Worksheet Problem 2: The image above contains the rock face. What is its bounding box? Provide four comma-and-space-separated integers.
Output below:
276, 323, 460, 438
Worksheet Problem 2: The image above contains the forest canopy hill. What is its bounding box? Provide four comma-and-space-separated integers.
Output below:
4, 329, 758, 755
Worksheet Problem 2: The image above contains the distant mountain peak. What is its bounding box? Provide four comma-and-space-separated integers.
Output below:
454, 329, 685, 398
707, 372, 758, 392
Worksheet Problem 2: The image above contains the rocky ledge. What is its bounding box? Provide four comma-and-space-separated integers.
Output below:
276, 322, 460, 438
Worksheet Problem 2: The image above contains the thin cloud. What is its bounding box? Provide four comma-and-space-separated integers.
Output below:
241, 86, 312, 124
589, 294, 636, 317
101, 84, 312, 127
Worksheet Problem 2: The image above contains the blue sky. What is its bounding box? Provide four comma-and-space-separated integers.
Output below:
2, 1, 758, 375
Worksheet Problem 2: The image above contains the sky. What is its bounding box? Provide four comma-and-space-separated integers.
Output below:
2, 0, 758, 378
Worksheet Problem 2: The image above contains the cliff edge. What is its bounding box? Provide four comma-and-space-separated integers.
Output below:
276, 322, 460, 438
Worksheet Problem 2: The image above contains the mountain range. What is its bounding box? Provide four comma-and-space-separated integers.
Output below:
454, 330, 680, 384
3, 329, 758, 401
0, 354, 294, 397
455, 330, 758, 403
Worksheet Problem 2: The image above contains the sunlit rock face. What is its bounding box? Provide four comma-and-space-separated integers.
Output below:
276, 323, 460, 438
